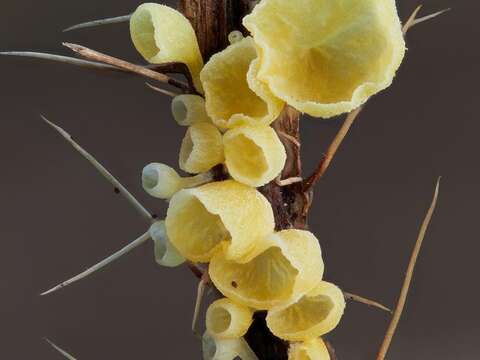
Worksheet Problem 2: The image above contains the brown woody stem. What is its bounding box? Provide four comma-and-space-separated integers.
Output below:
63, 43, 191, 93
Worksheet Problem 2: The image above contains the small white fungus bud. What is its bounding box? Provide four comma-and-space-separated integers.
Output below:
142, 163, 213, 199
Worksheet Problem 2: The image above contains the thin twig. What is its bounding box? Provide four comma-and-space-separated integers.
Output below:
192, 271, 210, 337
45, 339, 77, 359
0, 51, 119, 70
145, 82, 178, 97
187, 261, 204, 279
40, 115, 154, 222
41, 232, 151, 296
63, 43, 190, 93
375, 178, 441, 360
325, 340, 338, 360
344, 291, 392, 313
303, 107, 363, 191
64, 14, 132, 32
402, 7, 450, 34
276, 176, 303, 187
303, 6, 449, 192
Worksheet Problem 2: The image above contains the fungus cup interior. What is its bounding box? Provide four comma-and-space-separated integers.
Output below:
267, 281, 345, 340
210, 245, 299, 309
225, 134, 268, 181
167, 191, 231, 262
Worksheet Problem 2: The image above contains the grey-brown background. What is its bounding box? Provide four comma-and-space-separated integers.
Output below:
0, 0, 476, 359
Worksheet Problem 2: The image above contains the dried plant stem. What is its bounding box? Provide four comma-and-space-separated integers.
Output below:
402, 6, 450, 34
64, 14, 132, 32
276, 176, 303, 187
145, 82, 179, 97
303, 106, 363, 191
375, 178, 440, 360
45, 339, 77, 359
63, 43, 190, 93
41, 232, 151, 296
40, 115, 154, 222
344, 292, 392, 313
192, 271, 210, 336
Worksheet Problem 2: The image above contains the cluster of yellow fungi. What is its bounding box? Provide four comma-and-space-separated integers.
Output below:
131, 0, 405, 358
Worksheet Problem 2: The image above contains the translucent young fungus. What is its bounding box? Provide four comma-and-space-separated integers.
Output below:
202, 331, 258, 360
142, 163, 212, 199
200, 36, 284, 129
224, 125, 286, 187
209, 229, 324, 310
172, 95, 211, 126
130, 3, 204, 92
206, 298, 254, 339
243, 0, 406, 118
165, 180, 275, 263
179, 122, 224, 174
148, 220, 185, 267
267, 281, 346, 341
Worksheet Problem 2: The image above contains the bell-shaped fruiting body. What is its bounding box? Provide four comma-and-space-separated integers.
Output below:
266, 281, 346, 341
148, 220, 185, 267
224, 125, 286, 187
200, 36, 284, 129
179, 122, 224, 174
206, 298, 254, 339
209, 229, 324, 310
288, 338, 330, 360
202, 331, 258, 360
130, 3, 204, 92
172, 95, 211, 126
142, 163, 212, 199
165, 180, 275, 263
243, 0, 405, 118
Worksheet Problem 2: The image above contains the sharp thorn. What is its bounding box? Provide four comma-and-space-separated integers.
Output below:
63, 14, 132, 32
40, 232, 151, 296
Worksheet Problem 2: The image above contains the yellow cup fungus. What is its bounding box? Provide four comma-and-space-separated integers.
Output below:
165, 180, 275, 263
172, 94, 211, 126
202, 331, 258, 360
243, 0, 406, 118
179, 122, 224, 174
148, 220, 185, 267
142, 163, 213, 199
224, 124, 286, 187
200, 36, 284, 129
266, 281, 346, 341
206, 298, 254, 339
209, 229, 324, 310
130, 3, 204, 92
288, 338, 330, 360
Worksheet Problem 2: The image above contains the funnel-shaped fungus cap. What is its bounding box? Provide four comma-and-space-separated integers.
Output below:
179, 122, 224, 174
130, 3, 204, 92
172, 95, 211, 126
166, 180, 275, 263
149, 220, 185, 267
209, 229, 324, 310
200, 37, 284, 129
267, 281, 346, 341
206, 298, 254, 339
243, 0, 405, 118
224, 125, 286, 187
288, 338, 330, 360
202, 332, 258, 360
